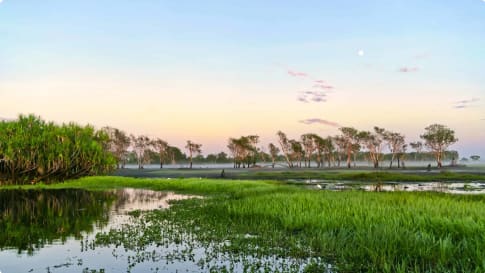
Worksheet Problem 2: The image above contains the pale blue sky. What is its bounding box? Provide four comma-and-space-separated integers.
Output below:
0, 1, 484, 156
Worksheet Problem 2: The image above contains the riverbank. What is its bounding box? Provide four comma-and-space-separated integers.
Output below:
4, 176, 485, 272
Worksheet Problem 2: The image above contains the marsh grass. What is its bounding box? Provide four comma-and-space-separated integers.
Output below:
11, 176, 485, 272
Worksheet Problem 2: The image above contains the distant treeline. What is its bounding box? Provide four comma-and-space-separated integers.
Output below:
0, 114, 464, 184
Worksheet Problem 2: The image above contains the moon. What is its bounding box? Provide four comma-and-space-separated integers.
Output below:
357, 49, 364, 57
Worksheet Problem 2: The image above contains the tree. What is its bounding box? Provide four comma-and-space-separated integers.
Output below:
358, 127, 385, 168
333, 136, 346, 167
227, 136, 256, 168
301, 134, 317, 167
131, 135, 151, 169
409, 141, 423, 161
470, 155, 481, 161
152, 138, 169, 169
420, 124, 458, 168
0, 114, 115, 184
339, 127, 360, 168
217, 152, 229, 163
289, 140, 304, 168
268, 143, 280, 168
277, 131, 293, 168
185, 140, 202, 169
102, 127, 131, 168
384, 131, 406, 168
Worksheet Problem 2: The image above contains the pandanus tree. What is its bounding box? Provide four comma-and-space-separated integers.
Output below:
185, 140, 202, 169
0, 114, 115, 185
420, 124, 458, 168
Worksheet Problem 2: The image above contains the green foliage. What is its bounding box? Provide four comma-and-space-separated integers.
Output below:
40, 177, 485, 273
0, 114, 116, 184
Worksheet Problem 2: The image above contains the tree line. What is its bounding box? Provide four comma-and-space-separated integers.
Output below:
227, 124, 458, 169
0, 114, 460, 184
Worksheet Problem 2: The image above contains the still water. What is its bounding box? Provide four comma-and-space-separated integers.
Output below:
0, 189, 196, 273
0, 189, 325, 273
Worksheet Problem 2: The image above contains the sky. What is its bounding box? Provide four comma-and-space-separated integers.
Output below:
0, 0, 484, 157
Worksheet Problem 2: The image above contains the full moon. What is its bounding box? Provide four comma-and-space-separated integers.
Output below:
357, 49, 364, 56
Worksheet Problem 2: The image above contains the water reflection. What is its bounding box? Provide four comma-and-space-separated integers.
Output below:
0, 189, 116, 255
297, 180, 485, 194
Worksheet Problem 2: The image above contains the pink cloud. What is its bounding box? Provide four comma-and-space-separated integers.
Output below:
297, 91, 327, 103
299, 118, 340, 127
288, 70, 308, 77
314, 80, 325, 84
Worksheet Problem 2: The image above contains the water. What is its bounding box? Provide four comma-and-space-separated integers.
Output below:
0, 188, 196, 273
0, 189, 327, 273
294, 180, 485, 194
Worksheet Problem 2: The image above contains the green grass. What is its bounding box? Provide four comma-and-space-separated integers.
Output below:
7, 176, 485, 272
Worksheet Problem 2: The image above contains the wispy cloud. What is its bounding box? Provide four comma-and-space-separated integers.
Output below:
288, 70, 308, 77
299, 118, 340, 127
297, 91, 327, 103
454, 98, 480, 109
297, 96, 309, 103
398, 66, 419, 73
313, 84, 334, 90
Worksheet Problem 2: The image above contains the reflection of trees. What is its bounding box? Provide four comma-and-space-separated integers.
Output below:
0, 189, 116, 255
111, 189, 168, 212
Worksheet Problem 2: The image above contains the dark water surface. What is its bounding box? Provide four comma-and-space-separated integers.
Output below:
0, 188, 197, 273
0, 189, 325, 273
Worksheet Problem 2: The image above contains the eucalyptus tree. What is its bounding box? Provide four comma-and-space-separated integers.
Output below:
131, 135, 151, 169
359, 127, 385, 168
276, 131, 293, 168
339, 127, 360, 168
301, 134, 317, 167
312, 135, 325, 168
384, 131, 406, 168
228, 137, 250, 168
289, 140, 304, 168
102, 126, 131, 168
185, 140, 202, 169
268, 143, 280, 168
152, 138, 169, 169
246, 135, 260, 167
333, 136, 346, 167
420, 124, 458, 168
409, 141, 423, 161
